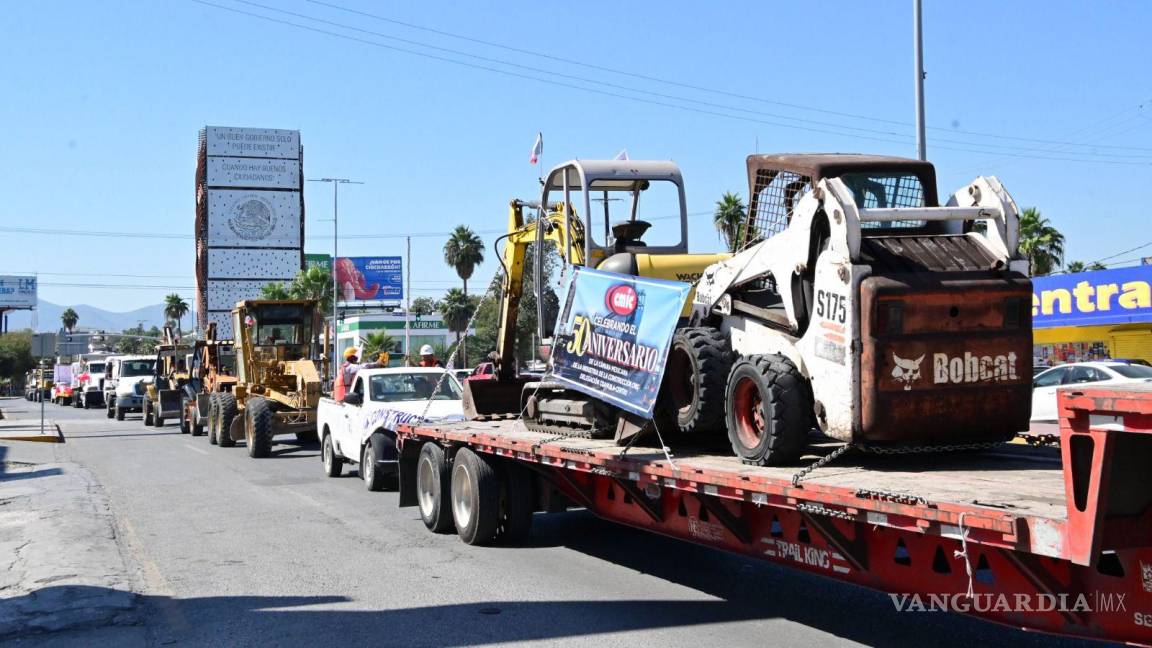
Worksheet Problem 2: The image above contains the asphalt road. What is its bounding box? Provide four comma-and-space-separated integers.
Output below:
1, 397, 1087, 647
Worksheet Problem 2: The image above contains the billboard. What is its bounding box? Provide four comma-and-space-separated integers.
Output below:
205, 127, 300, 159
335, 257, 403, 302
1032, 265, 1152, 329
549, 268, 690, 418
0, 275, 37, 309
206, 190, 302, 248
207, 157, 300, 189
305, 253, 333, 271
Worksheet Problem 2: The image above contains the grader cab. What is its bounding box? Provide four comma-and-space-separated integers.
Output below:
205, 300, 329, 458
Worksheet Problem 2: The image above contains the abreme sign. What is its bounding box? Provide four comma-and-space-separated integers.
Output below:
1032, 265, 1152, 328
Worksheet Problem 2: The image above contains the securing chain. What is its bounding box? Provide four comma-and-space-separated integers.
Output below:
796, 502, 856, 521
857, 440, 1004, 455
791, 443, 854, 487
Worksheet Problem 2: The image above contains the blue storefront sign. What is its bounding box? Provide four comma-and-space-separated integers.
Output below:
335, 256, 403, 302
550, 267, 691, 418
1032, 265, 1152, 328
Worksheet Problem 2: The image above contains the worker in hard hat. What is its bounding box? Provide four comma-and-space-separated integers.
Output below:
417, 344, 443, 368
334, 346, 387, 401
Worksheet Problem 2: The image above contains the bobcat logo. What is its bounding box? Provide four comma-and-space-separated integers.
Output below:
891, 353, 925, 390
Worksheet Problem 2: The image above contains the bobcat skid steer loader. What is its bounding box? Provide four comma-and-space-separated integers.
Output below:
686, 154, 1033, 465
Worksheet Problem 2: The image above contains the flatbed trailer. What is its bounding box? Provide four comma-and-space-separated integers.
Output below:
397, 384, 1152, 645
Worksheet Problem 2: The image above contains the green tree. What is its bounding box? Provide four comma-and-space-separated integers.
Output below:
60, 308, 79, 333
439, 288, 475, 367
443, 226, 485, 296
0, 330, 35, 386
163, 293, 189, 334
1065, 260, 1106, 273
260, 282, 292, 300
289, 266, 333, 312
713, 192, 748, 253
1018, 208, 1065, 276
360, 330, 397, 362
410, 296, 437, 316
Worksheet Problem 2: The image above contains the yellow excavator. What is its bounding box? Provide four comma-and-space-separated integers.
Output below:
464, 159, 728, 441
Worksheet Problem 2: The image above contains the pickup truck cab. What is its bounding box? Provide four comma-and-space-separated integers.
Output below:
103, 355, 157, 421
318, 367, 464, 491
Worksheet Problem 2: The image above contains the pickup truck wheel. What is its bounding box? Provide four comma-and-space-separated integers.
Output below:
143, 401, 154, 427
244, 396, 272, 458
207, 393, 219, 445
322, 433, 343, 477
362, 440, 387, 492
217, 393, 238, 448
725, 354, 811, 466
451, 448, 500, 546
417, 443, 454, 533
106, 400, 114, 418
497, 461, 535, 544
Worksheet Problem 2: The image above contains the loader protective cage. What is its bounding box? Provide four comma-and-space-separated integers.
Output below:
397, 384, 1152, 645
741, 154, 939, 249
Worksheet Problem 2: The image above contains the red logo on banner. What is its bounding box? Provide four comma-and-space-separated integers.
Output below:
605, 284, 638, 316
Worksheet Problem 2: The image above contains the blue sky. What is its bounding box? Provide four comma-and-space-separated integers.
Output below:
1, 0, 1149, 313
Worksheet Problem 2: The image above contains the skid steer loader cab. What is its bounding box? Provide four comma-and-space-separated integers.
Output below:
693, 154, 1033, 463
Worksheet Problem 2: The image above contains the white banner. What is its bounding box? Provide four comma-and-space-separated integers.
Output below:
0, 275, 37, 309
206, 127, 300, 159
207, 190, 302, 248
207, 249, 300, 280
207, 157, 300, 189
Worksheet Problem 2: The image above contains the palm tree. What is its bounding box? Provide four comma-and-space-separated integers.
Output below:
1018, 207, 1065, 276
1065, 260, 1105, 273
60, 308, 79, 333
360, 331, 396, 362
713, 192, 747, 252
438, 288, 475, 367
443, 226, 485, 296
163, 294, 190, 334
289, 266, 333, 312
261, 282, 291, 300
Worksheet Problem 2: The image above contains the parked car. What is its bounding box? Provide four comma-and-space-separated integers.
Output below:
1031, 361, 1152, 421
317, 367, 464, 491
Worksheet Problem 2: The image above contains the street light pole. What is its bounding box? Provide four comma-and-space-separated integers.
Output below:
308, 177, 363, 383
913, 0, 927, 160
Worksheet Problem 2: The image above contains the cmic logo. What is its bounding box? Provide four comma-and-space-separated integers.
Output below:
605, 284, 638, 316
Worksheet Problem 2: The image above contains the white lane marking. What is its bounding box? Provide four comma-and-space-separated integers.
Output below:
183, 443, 209, 455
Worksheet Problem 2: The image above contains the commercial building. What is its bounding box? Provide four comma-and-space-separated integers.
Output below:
335, 312, 474, 365
1032, 265, 1152, 366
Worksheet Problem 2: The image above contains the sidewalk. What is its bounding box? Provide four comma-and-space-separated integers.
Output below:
0, 399, 139, 638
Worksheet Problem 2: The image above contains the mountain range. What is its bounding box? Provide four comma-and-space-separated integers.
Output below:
4, 300, 180, 333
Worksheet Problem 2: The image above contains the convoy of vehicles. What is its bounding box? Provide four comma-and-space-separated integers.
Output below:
23, 153, 1152, 645
318, 367, 465, 490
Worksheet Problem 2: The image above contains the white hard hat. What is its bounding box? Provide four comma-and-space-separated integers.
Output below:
419, 344, 435, 355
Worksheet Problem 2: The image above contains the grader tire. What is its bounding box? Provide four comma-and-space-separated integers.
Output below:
217, 393, 238, 448
245, 396, 273, 458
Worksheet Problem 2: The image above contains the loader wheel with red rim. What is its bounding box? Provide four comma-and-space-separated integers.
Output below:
663, 327, 733, 435
726, 354, 811, 466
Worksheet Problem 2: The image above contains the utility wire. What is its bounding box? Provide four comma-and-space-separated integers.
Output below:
189, 0, 1151, 164
304, 0, 1152, 153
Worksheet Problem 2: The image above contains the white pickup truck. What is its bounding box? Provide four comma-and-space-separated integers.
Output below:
317, 367, 465, 491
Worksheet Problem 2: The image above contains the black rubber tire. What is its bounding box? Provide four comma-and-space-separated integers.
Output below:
451, 448, 501, 546
664, 327, 733, 435
179, 399, 191, 434
106, 400, 114, 419
154, 407, 164, 428
362, 438, 387, 492
244, 396, 272, 458
725, 354, 812, 466
322, 432, 343, 477
416, 443, 454, 533
115, 404, 125, 421
207, 393, 220, 445
295, 430, 319, 444
72, 396, 81, 408
497, 461, 535, 544
143, 400, 154, 427
217, 392, 238, 448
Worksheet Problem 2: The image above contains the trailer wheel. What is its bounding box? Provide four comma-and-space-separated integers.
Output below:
451, 448, 500, 546
664, 327, 733, 435
207, 394, 220, 445
416, 443, 454, 533
497, 461, 535, 544
726, 354, 811, 466
245, 396, 272, 458
217, 393, 238, 448
322, 432, 343, 478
